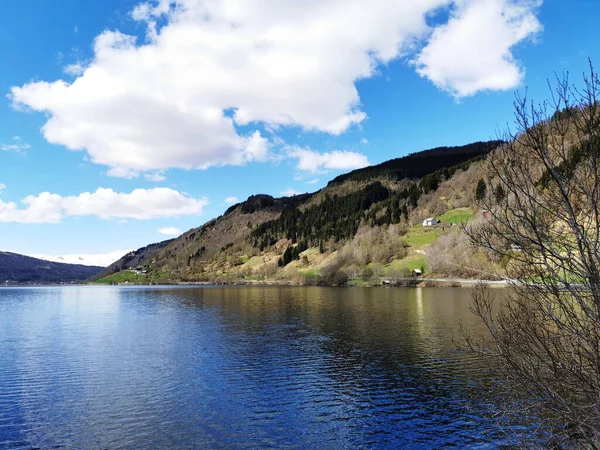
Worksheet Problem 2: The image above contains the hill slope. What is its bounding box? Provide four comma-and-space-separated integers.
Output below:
0, 252, 103, 284
95, 140, 502, 285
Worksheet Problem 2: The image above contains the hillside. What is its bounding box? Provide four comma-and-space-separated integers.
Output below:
0, 252, 102, 284
94, 140, 503, 285
328, 141, 501, 186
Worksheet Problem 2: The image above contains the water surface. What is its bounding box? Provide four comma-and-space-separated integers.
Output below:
0, 286, 513, 448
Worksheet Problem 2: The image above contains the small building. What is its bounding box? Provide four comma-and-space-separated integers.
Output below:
413, 269, 422, 277
423, 217, 439, 227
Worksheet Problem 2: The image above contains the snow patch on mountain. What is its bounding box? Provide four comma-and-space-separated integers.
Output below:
28, 250, 131, 267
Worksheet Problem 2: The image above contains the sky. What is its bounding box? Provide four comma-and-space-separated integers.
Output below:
0, 0, 599, 265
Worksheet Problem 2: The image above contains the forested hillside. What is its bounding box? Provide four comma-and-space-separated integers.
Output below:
328, 141, 501, 185
0, 252, 102, 284
94, 140, 504, 285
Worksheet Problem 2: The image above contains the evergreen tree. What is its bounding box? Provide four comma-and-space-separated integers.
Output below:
475, 178, 487, 201
249, 153, 488, 251
495, 184, 505, 202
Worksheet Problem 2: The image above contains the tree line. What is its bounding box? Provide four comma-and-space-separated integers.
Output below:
251, 154, 486, 251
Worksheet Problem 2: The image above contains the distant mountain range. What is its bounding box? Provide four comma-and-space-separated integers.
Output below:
27, 250, 130, 268
0, 252, 103, 284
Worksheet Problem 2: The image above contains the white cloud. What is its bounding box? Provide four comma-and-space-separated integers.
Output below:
280, 188, 301, 197
243, 131, 270, 162
1, 136, 30, 152
6, 0, 430, 177
28, 250, 130, 267
0, 187, 208, 224
287, 146, 370, 174
158, 227, 182, 236
10, 0, 542, 176
144, 171, 166, 182
225, 196, 239, 205
413, 0, 542, 97
0, 183, 5, 193
306, 178, 319, 185
63, 63, 85, 76
361, 138, 369, 145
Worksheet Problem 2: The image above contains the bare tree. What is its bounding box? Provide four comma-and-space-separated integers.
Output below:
461, 62, 600, 447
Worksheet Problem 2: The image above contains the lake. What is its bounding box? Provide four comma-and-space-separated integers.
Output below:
0, 286, 519, 448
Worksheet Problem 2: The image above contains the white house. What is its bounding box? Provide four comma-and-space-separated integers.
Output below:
423, 217, 439, 227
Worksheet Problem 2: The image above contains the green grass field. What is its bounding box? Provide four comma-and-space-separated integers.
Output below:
386, 254, 426, 274
403, 226, 443, 247
298, 269, 319, 278
245, 275, 265, 281
401, 208, 473, 249
94, 271, 146, 284
438, 207, 474, 225
94, 270, 174, 284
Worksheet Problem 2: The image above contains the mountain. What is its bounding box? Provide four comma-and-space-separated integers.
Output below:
327, 141, 502, 186
94, 140, 502, 285
0, 252, 103, 284
28, 250, 131, 267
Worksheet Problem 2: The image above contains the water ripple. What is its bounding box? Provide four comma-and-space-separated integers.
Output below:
0, 286, 524, 449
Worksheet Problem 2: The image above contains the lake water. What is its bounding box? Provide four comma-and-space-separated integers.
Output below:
0, 286, 518, 448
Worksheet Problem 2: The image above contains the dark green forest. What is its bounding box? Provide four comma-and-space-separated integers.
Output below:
328, 141, 502, 185
250, 142, 499, 263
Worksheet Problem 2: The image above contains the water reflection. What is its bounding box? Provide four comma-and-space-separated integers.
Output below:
0, 286, 513, 448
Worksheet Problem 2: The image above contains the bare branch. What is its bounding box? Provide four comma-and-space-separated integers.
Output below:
461, 62, 600, 447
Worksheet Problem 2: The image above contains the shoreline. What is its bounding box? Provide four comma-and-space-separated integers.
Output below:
2, 277, 513, 288
92, 277, 512, 288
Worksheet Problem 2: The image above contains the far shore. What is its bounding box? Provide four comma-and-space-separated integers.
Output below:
88, 277, 512, 289
2, 277, 513, 288
176, 278, 511, 288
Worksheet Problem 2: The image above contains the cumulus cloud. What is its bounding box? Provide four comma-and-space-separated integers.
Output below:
158, 227, 182, 236
0, 187, 208, 224
144, 171, 166, 182
413, 0, 542, 97
10, 0, 542, 176
225, 196, 239, 205
287, 147, 370, 174
243, 131, 270, 162
280, 188, 302, 197
63, 63, 85, 76
1, 136, 30, 152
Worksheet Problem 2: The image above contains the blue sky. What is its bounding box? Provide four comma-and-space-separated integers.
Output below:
0, 0, 599, 264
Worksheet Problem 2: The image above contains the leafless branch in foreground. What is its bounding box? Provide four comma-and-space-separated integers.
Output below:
460, 61, 600, 448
